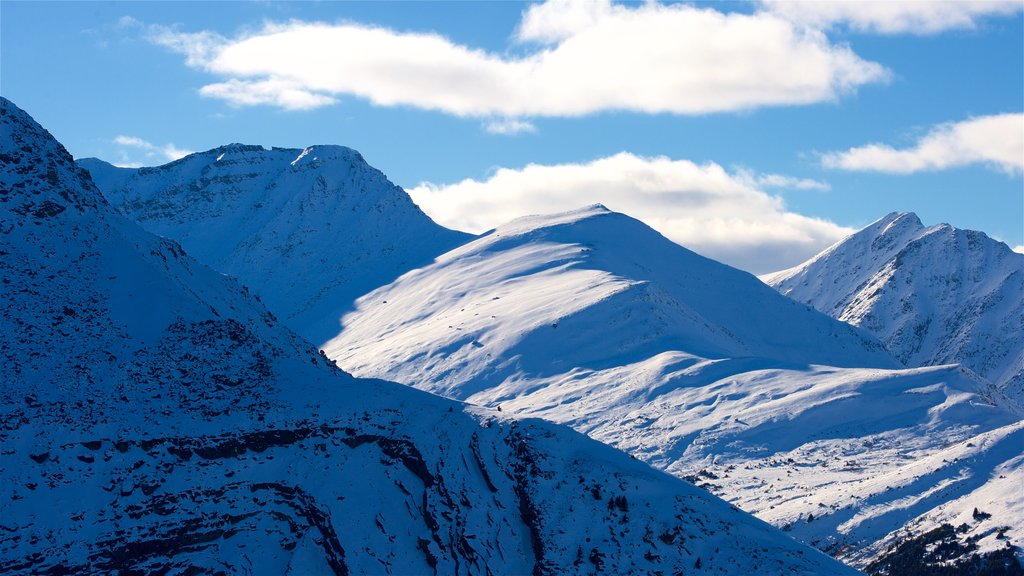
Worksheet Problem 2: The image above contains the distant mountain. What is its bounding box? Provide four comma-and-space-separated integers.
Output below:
323, 205, 1024, 571
764, 212, 1024, 404
327, 205, 895, 395
79, 146, 470, 344
2, 99, 857, 574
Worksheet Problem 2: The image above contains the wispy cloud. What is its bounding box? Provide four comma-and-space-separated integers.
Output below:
484, 119, 537, 135
113, 135, 192, 164
822, 113, 1024, 175
408, 153, 852, 274
761, 0, 1022, 35
735, 168, 831, 191
1014, 245, 1024, 254
143, 1, 888, 120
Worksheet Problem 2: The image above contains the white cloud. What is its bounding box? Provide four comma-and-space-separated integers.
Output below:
484, 119, 537, 135
822, 113, 1024, 175
407, 153, 852, 274
761, 0, 1023, 35
1014, 245, 1024, 254
147, 25, 225, 68
735, 168, 831, 191
516, 0, 617, 43
199, 78, 337, 110
114, 135, 192, 163
116, 15, 143, 30
146, 2, 888, 118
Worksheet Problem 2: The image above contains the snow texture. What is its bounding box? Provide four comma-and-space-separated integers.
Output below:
1, 97, 855, 575
80, 145, 469, 345
324, 205, 1024, 568
764, 211, 1024, 406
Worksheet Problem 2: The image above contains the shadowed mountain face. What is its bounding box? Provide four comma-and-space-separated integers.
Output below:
2, 97, 858, 575
322, 206, 1023, 569
80, 146, 470, 345
765, 211, 1024, 405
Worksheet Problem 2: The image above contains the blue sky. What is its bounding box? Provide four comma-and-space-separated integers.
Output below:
2, 0, 1021, 272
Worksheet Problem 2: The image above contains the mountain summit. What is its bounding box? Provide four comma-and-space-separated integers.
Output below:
80, 144, 469, 344
764, 211, 1024, 403
327, 204, 895, 398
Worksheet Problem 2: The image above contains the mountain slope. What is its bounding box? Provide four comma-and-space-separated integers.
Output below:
327, 205, 895, 398
324, 206, 1023, 570
79, 147, 470, 345
764, 212, 1024, 403
2, 99, 856, 574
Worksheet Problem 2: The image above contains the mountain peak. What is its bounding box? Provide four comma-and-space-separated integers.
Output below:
81, 139, 471, 343
0, 97, 102, 216
215, 142, 267, 154
329, 200, 896, 402
767, 211, 1024, 398
877, 210, 921, 225
286, 144, 368, 168
491, 203, 625, 238
867, 211, 925, 239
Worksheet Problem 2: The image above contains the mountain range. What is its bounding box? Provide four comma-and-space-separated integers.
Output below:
62, 97, 1024, 574
2, 97, 859, 574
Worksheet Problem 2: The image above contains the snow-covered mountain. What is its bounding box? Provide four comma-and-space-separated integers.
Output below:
79, 146, 469, 344
764, 212, 1024, 404
324, 206, 1024, 571
2, 99, 859, 574
327, 205, 896, 395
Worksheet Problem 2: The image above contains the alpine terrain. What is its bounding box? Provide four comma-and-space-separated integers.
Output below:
79, 146, 470, 344
324, 206, 1024, 572
1, 98, 861, 574
764, 211, 1024, 406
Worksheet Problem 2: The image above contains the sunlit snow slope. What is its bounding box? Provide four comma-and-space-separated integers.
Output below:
2, 98, 857, 575
764, 212, 1024, 405
328, 206, 895, 395
325, 206, 1024, 569
80, 147, 469, 344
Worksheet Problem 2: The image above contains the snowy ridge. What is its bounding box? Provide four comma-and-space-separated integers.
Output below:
324, 206, 1023, 568
80, 144, 470, 344
764, 212, 1024, 404
327, 205, 895, 398
2, 98, 856, 574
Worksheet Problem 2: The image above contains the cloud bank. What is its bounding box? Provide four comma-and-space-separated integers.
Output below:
408, 153, 851, 274
147, 1, 888, 119
762, 0, 1023, 35
822, 113, 1024, 174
